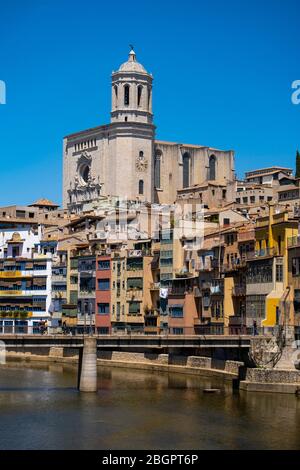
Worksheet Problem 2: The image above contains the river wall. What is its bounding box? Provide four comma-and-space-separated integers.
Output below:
5, 348, 300, 394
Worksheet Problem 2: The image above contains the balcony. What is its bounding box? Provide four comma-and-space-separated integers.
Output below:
0, 310, 33, 319
126, 289, 143, 300
52, 275, 66, 283
144, 308, 159, 317
144, 326, 159, 334
0, 271, 33, 279
78, 290, 95, 299
288, 235, 300, 248
228, 315, 245, 326
232, 285, 246, 296
150, 282, 160, 290
201, 282, 211, 290
248, 247, 279, 259
175, 270, 194, 279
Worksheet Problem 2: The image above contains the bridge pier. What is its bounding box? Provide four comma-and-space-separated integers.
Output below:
78, 337, 97, 392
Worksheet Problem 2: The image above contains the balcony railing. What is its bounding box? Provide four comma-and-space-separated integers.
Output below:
126, 289, 143, 300
175, 270, 194, 279
150, 282, 160, 290
249, 247, 279, 259
232, 285, 246, 296
288, 235, 300, 248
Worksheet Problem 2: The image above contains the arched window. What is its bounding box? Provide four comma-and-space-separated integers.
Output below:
155, 151, 162, 188
81, 165, 90, 183
124, 85, 130, 106
182, 153, 190, 188
137, 86, 143, 107
209, 155, 216, 180
139, 180, 144, 195
114, 85, 118, 107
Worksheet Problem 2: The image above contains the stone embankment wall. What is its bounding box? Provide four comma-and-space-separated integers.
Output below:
6, 349, 243, 380
239, 367, 300, 394
97, 351, 243, 377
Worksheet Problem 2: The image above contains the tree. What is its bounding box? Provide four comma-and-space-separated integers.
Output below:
296, 150, 300, 178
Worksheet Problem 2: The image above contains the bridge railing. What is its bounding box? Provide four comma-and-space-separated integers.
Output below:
0, 324, 269, 337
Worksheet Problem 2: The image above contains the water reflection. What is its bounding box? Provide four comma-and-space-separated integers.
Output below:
0, 362, 299, 449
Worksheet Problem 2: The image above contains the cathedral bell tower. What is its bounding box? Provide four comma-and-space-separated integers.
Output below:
111, 48, 153, 124
108, 48, 155, 203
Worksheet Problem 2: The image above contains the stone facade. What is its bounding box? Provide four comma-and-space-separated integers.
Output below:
63, 49, 234, 211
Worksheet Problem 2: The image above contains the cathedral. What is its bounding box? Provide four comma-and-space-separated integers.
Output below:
63, 49, 235, 212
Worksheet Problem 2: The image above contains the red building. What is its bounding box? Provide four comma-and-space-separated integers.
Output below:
95, 255, 112, 334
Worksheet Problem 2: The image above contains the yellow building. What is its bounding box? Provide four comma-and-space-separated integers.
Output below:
246, 204, 298, 332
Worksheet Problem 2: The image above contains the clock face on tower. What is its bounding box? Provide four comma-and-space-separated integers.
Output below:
135, 152, 148, 172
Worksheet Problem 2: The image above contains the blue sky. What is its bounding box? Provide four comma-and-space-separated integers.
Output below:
0, 0, 299, 206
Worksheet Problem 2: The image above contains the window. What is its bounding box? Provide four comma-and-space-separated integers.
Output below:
276, 263, 283, 282
209, 155, 216, 180
222, 189, 227, 199
292, 257, 300, 276
98, 260, 110, 270
247, 259, 272, 284
98, 279, 110, 291
127, 277, 143, 290
170, 306, 184, 318
182, 153, 190, 188
80, 277, 95, 292
98, 303, 110, 314
294, 290, 300, 313
98, 327, 109, 334
155, 151, 162, 188
138, 180, 144, 195
172, 328, 184, 335
124, 84, 130, 106
128, 301, 141, 315
250, 196, 255, 204
137, 85, 142, 107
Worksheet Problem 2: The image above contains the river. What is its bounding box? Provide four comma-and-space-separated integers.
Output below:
0, 361, 300, 449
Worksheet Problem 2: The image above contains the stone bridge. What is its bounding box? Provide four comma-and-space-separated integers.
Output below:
0, 334, 270, 392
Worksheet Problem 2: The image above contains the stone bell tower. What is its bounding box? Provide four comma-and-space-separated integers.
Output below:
111, 48, 153, 124
108, 48, 155, 203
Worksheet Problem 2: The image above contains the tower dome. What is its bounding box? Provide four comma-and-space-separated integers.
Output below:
111, 47, 153, 125
118, 49, 148, 74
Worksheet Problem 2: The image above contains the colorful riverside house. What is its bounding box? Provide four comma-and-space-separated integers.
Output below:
96, 254, 112, 334
0, 255, 52, 334
77, 250, 96, 333
0, 219, 52, 334
287, 234, 300, 341
246, 203, 298, 335
50, 248, 68, 333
